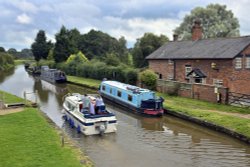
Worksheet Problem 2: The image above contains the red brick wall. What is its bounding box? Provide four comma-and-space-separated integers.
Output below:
148, 60, 174, 80
149, 45, 250, 95
174, 59, 233, 87
229, 45, 250, 94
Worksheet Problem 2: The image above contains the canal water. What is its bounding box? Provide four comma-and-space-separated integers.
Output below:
0, 65, 250, 167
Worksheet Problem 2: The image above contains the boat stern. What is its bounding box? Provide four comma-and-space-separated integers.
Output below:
143, 109, 164, 116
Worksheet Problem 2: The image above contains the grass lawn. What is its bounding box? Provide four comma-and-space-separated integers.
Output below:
0, 90, 25, 104
67, 76, 101, 89
157, 93, 250, 137
0, 108, 88, 167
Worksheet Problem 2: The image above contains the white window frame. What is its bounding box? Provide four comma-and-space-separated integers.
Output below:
185, 66, 192, 78
168, 59, 174, 65
213, 79, 223, 87
235, 57, 242, 69
246, 57, 250, 69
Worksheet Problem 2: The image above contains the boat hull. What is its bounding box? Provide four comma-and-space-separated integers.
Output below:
63, 104, 117, 135
100, 92, 163, 117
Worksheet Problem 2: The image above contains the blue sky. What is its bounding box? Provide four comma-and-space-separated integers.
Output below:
0, 0, 250, 50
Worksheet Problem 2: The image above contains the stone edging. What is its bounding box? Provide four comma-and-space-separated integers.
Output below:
165, 109, 250, 144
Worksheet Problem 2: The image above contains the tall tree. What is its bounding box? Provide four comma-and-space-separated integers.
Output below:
0, 47, 5, 52
174, 4, 240, 39
78, 30, 128, 60
31, 30, 52, 61
132, 33, 168, 68
54, 26, 77, 63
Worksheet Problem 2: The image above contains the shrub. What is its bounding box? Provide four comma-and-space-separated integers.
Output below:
139, 69, 158, 90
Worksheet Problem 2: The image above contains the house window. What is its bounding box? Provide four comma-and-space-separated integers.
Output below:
195, 78, 202, 83
246, 57, 250, 69
128, 95, 133, 102
185, 65, 192, 78
168, 74, 173, 80
168, 59, 174, 64
117, 91, 121, 97
213, 79, 223, 87
159, 74, 162, 79
235, 57, 242, 69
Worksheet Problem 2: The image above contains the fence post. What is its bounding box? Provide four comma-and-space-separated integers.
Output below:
23, 91, 27, 105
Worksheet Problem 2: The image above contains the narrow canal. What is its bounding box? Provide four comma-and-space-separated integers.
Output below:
0, 65, 250, 167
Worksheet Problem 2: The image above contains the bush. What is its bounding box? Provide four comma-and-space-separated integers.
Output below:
139, 69, 158, 90
0, 52, 14, 70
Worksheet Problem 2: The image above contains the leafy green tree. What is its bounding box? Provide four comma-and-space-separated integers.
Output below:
139, 69, 158, 90
174, 4, 240, 39
66, 51, 89, 64
54, 26, 77, 62
104, 53, 120, 66
31, 30, 53, 61
132, 33, 168, 68
0, 52, 14, 70
0, 47, 5, 52
47, 48, 54, 60
7, 48, 16, 54
78, 30, 128, 60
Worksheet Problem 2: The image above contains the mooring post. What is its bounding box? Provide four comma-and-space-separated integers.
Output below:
23, 91, 27, 105
61, 134, 64, 147
35, 90, 38, 104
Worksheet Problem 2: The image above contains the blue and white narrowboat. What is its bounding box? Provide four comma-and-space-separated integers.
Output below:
63, 93, 117, 135
40, 66, 67, 83
99, 80, 164, 116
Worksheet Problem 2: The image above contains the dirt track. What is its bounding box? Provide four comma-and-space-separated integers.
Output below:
0, 107, 24, 115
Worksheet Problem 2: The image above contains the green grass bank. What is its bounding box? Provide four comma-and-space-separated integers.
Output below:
67, 76, 250, 140
0, 90, 92, 167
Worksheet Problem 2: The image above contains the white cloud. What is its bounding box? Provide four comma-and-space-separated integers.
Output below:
16, 13, 32, 24
10, 0, 38, 13
103, 16, 181, 46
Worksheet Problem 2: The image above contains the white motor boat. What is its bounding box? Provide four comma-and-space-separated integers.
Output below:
62, 93, 117, 135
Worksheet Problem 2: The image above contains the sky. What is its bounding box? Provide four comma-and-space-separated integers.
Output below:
0, 0, 250, 51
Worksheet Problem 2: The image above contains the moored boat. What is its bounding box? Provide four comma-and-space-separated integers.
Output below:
99, 80, 164, 116
40, 66, 67, 83
62, 93, 117, 135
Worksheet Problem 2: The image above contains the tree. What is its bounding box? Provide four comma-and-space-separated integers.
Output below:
0, 47, 5, 52
174, 4, 240, 39
78, 30, 128, 60
54, 26, 77, 63
132, 33, 168, 68
66, 51, 88, 64
7, 48, 17, 54
139, 69, 158, 90
31, 30, 52, 61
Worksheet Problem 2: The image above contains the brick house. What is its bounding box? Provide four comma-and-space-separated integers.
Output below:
146, 21, 250, 97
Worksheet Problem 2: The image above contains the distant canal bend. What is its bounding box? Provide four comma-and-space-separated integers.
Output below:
0, 65, 249, 167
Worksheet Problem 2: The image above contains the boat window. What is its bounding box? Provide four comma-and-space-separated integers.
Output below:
128, 95, 133, 102
102, 85, 106, 91
117, 91, 121, 97
110, 88, 112, 94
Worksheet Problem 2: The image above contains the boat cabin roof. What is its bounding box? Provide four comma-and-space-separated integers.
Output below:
102, 81, 152, 93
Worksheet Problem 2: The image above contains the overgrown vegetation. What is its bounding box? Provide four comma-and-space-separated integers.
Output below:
58, 60, 138, 85
0, 52, 14, 71
139, 69, 158, 90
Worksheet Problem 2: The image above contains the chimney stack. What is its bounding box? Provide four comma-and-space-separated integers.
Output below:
173, 34, 178, 41
192, 19, 202, 40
